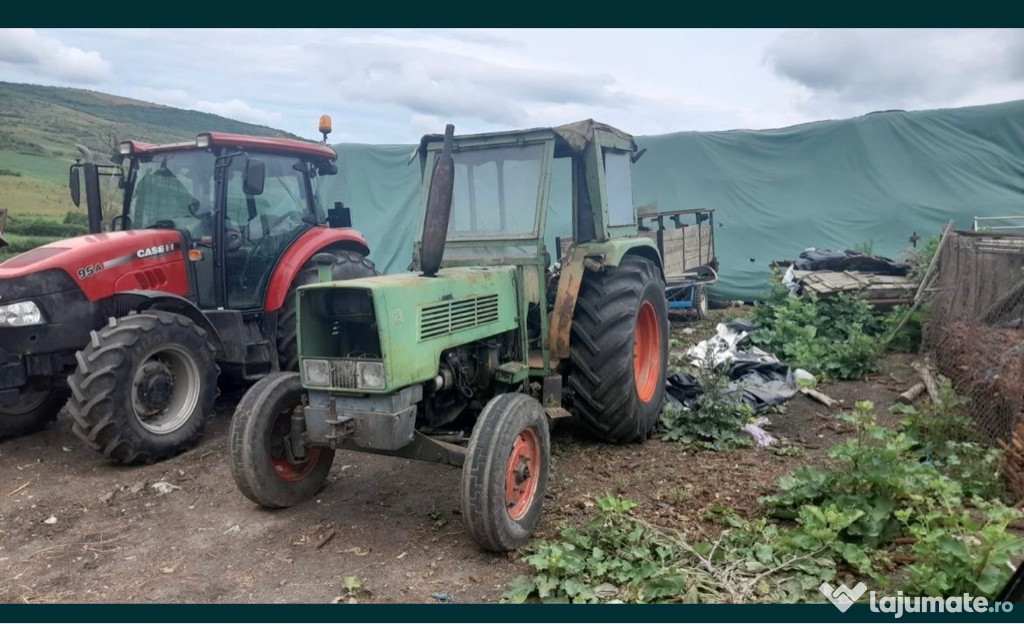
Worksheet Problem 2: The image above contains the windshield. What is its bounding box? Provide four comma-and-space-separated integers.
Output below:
448, 143, 544, 240
128, 151, 217, 236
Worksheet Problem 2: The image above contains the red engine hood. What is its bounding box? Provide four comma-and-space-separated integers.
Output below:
0, 230, 189, 301
0, 230, 182, 278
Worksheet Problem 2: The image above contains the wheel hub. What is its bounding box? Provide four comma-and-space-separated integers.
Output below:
130, 346, 202, 435
633, 300, 661, 403
505, 429, 542, 521
134, 361, 174, 414
271, 411, 322, 482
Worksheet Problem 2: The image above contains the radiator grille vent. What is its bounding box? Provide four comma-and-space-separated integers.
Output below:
418, 294, 500, 341
330, 360, 359, 389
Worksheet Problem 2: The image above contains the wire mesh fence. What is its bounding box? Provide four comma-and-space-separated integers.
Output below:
922, 229, 1024, 496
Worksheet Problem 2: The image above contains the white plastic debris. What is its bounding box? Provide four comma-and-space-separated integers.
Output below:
150, 481, 180, 495
43, 515, 57, 525
742, 420, 777, 448
686, 323, 746, 367
783, 264, 800, 295
793, 368, 816, 384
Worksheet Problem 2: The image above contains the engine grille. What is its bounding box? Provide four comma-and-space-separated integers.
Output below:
418, 294, 500, 341
330, 360, 359, 389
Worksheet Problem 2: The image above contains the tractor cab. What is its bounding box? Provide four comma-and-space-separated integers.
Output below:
410, 120, 661, 377
69, 130, 352, 311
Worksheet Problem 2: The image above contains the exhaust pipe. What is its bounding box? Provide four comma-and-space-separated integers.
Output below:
420, 124, 455, 278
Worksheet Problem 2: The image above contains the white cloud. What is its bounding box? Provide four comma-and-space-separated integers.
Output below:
311, 39, 626, 128
765, 29, 1024, 115
0, 28, 110, 84
194, 99, 282, 126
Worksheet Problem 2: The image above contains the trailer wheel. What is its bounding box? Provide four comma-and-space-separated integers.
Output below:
68, 311, 218, 464
0, 383, 68, 440
694, 285, 709, 319
568, 254, 668, 443
462, 393, 550, 552
277, 250, 376, 371
229, 372, 334, 508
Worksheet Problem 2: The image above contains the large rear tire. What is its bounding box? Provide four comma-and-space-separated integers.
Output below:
0, 383, 68, 440
68, 311, 219, 464
461, 393, 550, 552
276, 249, 376, 371
567, 254, 668, 443
229, 372, 335, 508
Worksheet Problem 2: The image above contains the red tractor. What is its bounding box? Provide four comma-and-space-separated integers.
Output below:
0, 118, 375, 463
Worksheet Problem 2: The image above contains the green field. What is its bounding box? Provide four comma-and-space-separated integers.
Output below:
0, 168, 74, 218
0, 150, 70, 185
0, 81, 299, 261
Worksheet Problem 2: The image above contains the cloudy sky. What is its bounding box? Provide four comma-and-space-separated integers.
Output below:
1, 28, 1023, 143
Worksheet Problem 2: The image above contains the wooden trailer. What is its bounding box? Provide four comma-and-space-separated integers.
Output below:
557, 207, 719, 318
637, 208, 718, 317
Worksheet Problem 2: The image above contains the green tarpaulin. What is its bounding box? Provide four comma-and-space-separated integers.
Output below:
323, 100, 1024, 301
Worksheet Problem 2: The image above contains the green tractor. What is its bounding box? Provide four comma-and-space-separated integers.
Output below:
229, 120, 668, 551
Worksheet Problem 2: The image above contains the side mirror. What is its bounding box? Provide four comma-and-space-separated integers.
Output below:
329, 202, 352, 228
243, 158, 265, 196
318, 161, 338, 176
70, 166, 81, 207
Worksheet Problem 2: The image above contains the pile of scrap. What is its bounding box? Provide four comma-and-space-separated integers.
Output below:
667, 320, 800, 447
776, 248, 915, 309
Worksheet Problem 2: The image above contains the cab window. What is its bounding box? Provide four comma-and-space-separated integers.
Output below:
223, 154, 312, 309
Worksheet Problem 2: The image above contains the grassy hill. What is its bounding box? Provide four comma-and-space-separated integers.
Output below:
0, 82, 300, 258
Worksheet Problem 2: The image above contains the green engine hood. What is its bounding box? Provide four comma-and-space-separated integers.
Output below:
297, 266, 519, 393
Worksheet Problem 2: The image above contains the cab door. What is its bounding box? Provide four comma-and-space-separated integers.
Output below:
222, 154, 314, 310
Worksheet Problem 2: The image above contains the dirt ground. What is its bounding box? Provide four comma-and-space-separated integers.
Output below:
0, 310, 920, 604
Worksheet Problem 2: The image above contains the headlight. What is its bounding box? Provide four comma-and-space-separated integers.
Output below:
302, 359, 330, 386
0, 301, 43, 327
356, 361, 385, 390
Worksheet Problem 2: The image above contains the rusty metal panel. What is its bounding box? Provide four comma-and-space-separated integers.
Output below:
548, 246, 589, 361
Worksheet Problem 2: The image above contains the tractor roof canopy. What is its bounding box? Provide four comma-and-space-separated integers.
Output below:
120, 132, 336, 161
416, 119, 636, 161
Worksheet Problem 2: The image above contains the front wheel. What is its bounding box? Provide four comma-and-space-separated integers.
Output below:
0, 383, 68, 440
229, 372, 335, 508
68, 311, 219, 464
461, 393, 550, 552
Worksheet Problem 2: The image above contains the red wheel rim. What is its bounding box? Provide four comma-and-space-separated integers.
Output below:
270, 411, 322, 483
505, 428, 542, 521
272, 447, 323, 482
633, 300, 661, 403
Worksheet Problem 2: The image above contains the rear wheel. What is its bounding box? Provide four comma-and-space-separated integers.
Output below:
229, 372, 335, 508
0, 383, 68, 440
567, 254, 668, 443
461, 393, 550, 552
276, 249, 376, 371
68, 311, 219, 464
